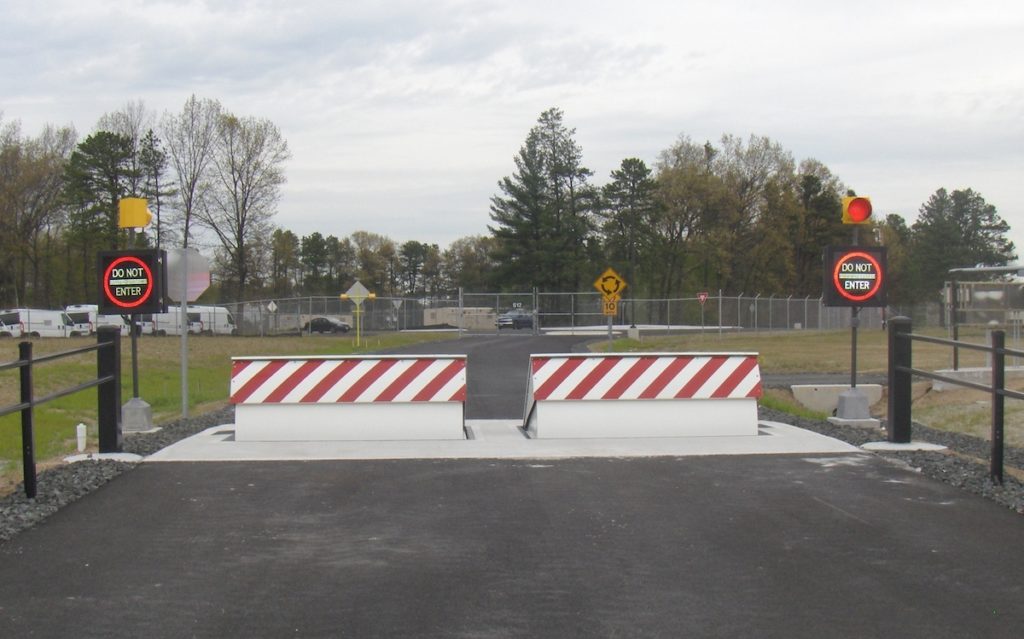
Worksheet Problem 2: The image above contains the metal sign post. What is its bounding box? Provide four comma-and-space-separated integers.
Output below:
180, 254, 189, 418
392, 299, 403, 331
98, 249, 166, 432
594, 267, 627, 351
342, 281, 374, 347
166, 248, 211, 419
823, 242, 887, 423
698, 291, 709, 334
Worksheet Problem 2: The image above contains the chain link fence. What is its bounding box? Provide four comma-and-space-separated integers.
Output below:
217, 292, 947, 337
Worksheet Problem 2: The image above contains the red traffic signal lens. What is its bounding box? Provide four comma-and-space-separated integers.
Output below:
846, 197, 872, 223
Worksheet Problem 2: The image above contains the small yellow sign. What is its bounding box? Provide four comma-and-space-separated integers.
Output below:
594, 267, 627, 299
602, 298, 618, 316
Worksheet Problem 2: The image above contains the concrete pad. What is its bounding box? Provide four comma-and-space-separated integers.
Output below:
827, 416, 882, 429
143, 419, 860, 463
792, 383, 883, 413
862, 441, 948, 452
122, 397, 154, 432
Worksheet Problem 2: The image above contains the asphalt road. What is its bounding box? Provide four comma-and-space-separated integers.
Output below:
1, 332, 1022, 638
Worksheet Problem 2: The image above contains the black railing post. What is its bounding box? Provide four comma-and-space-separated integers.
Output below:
97, 327, 123, 453
19, 341, 36, 499
887, 316, 912, 444
990, 330, 1005, 484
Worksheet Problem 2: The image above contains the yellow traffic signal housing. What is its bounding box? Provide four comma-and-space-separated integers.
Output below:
842, 196, 872, 224
118, 198, 153, 228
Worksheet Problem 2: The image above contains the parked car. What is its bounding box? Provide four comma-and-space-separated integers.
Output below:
497, 309, 534, 329
302, 317, 351, 334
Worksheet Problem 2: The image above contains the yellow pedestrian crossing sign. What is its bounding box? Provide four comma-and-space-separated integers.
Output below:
594, 267, 627, 299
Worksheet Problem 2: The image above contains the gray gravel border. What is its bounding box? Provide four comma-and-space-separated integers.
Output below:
2, 405, 1021, 542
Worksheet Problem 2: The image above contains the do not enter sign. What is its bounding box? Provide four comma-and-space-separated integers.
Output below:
98, 249, 167, 315
823, 246, 887, 307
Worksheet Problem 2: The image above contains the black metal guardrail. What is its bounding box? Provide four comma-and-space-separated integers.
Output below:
888, 316, 1019, 484
0, 327, 123, 498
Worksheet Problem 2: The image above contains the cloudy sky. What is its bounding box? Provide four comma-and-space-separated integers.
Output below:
3, 0, 1023, 253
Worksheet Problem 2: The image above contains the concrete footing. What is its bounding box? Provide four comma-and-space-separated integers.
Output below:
122, 397, 153, 432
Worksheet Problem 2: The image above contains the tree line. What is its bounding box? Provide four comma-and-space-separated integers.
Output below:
0, 102, 1015, 310
489, 108, 1016, 305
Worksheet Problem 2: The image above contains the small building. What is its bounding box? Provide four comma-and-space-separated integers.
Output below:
423, 307, 496, 330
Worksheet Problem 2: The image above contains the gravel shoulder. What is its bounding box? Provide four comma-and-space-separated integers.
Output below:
2, 404, 1021, 542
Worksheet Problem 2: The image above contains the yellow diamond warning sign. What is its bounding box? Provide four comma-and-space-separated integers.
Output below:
594, 267, 627, 300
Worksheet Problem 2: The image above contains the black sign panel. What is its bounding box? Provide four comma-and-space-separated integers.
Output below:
98, 249, 167, 315
823, 246, 887, 307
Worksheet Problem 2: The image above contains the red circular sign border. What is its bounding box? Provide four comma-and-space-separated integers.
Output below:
103, 255, 154, 309
833, 250, 883, 303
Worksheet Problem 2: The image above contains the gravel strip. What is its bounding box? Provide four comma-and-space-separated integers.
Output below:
2, 405, 1021, 542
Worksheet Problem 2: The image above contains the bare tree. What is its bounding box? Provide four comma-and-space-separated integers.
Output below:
96, 99, 153, 196
198, 112, 289, 301
162, 95, 221, 247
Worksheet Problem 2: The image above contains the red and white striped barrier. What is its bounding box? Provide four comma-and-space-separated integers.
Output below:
230, 355, 467, 441
524, 353, 762, 438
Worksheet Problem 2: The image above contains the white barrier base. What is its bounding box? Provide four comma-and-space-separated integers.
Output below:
525, 398, 758, 439
235, 403, 465, 441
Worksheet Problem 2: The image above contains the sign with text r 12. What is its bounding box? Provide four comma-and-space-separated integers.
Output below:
98, 249, 167, 315
823, 246, 887, 308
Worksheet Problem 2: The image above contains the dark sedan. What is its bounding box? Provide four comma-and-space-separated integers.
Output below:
497, 309, 533, 329
302, 317, 351, 334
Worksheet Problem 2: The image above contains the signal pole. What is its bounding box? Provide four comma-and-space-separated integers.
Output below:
834, 195, 877, 424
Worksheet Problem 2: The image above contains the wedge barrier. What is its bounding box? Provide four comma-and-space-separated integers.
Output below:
524, 353, 762, 438
230, 355, 467, 441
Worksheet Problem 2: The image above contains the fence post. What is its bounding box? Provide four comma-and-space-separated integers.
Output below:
97, 327, 123, 453
718, 290, 723, 336
19, 341, 36, 499
887, 316, 913, 443
991, 330, 1005, 484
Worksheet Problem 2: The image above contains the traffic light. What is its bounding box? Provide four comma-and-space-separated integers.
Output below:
118, 197, 153, 228
842, 196, 872, 224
